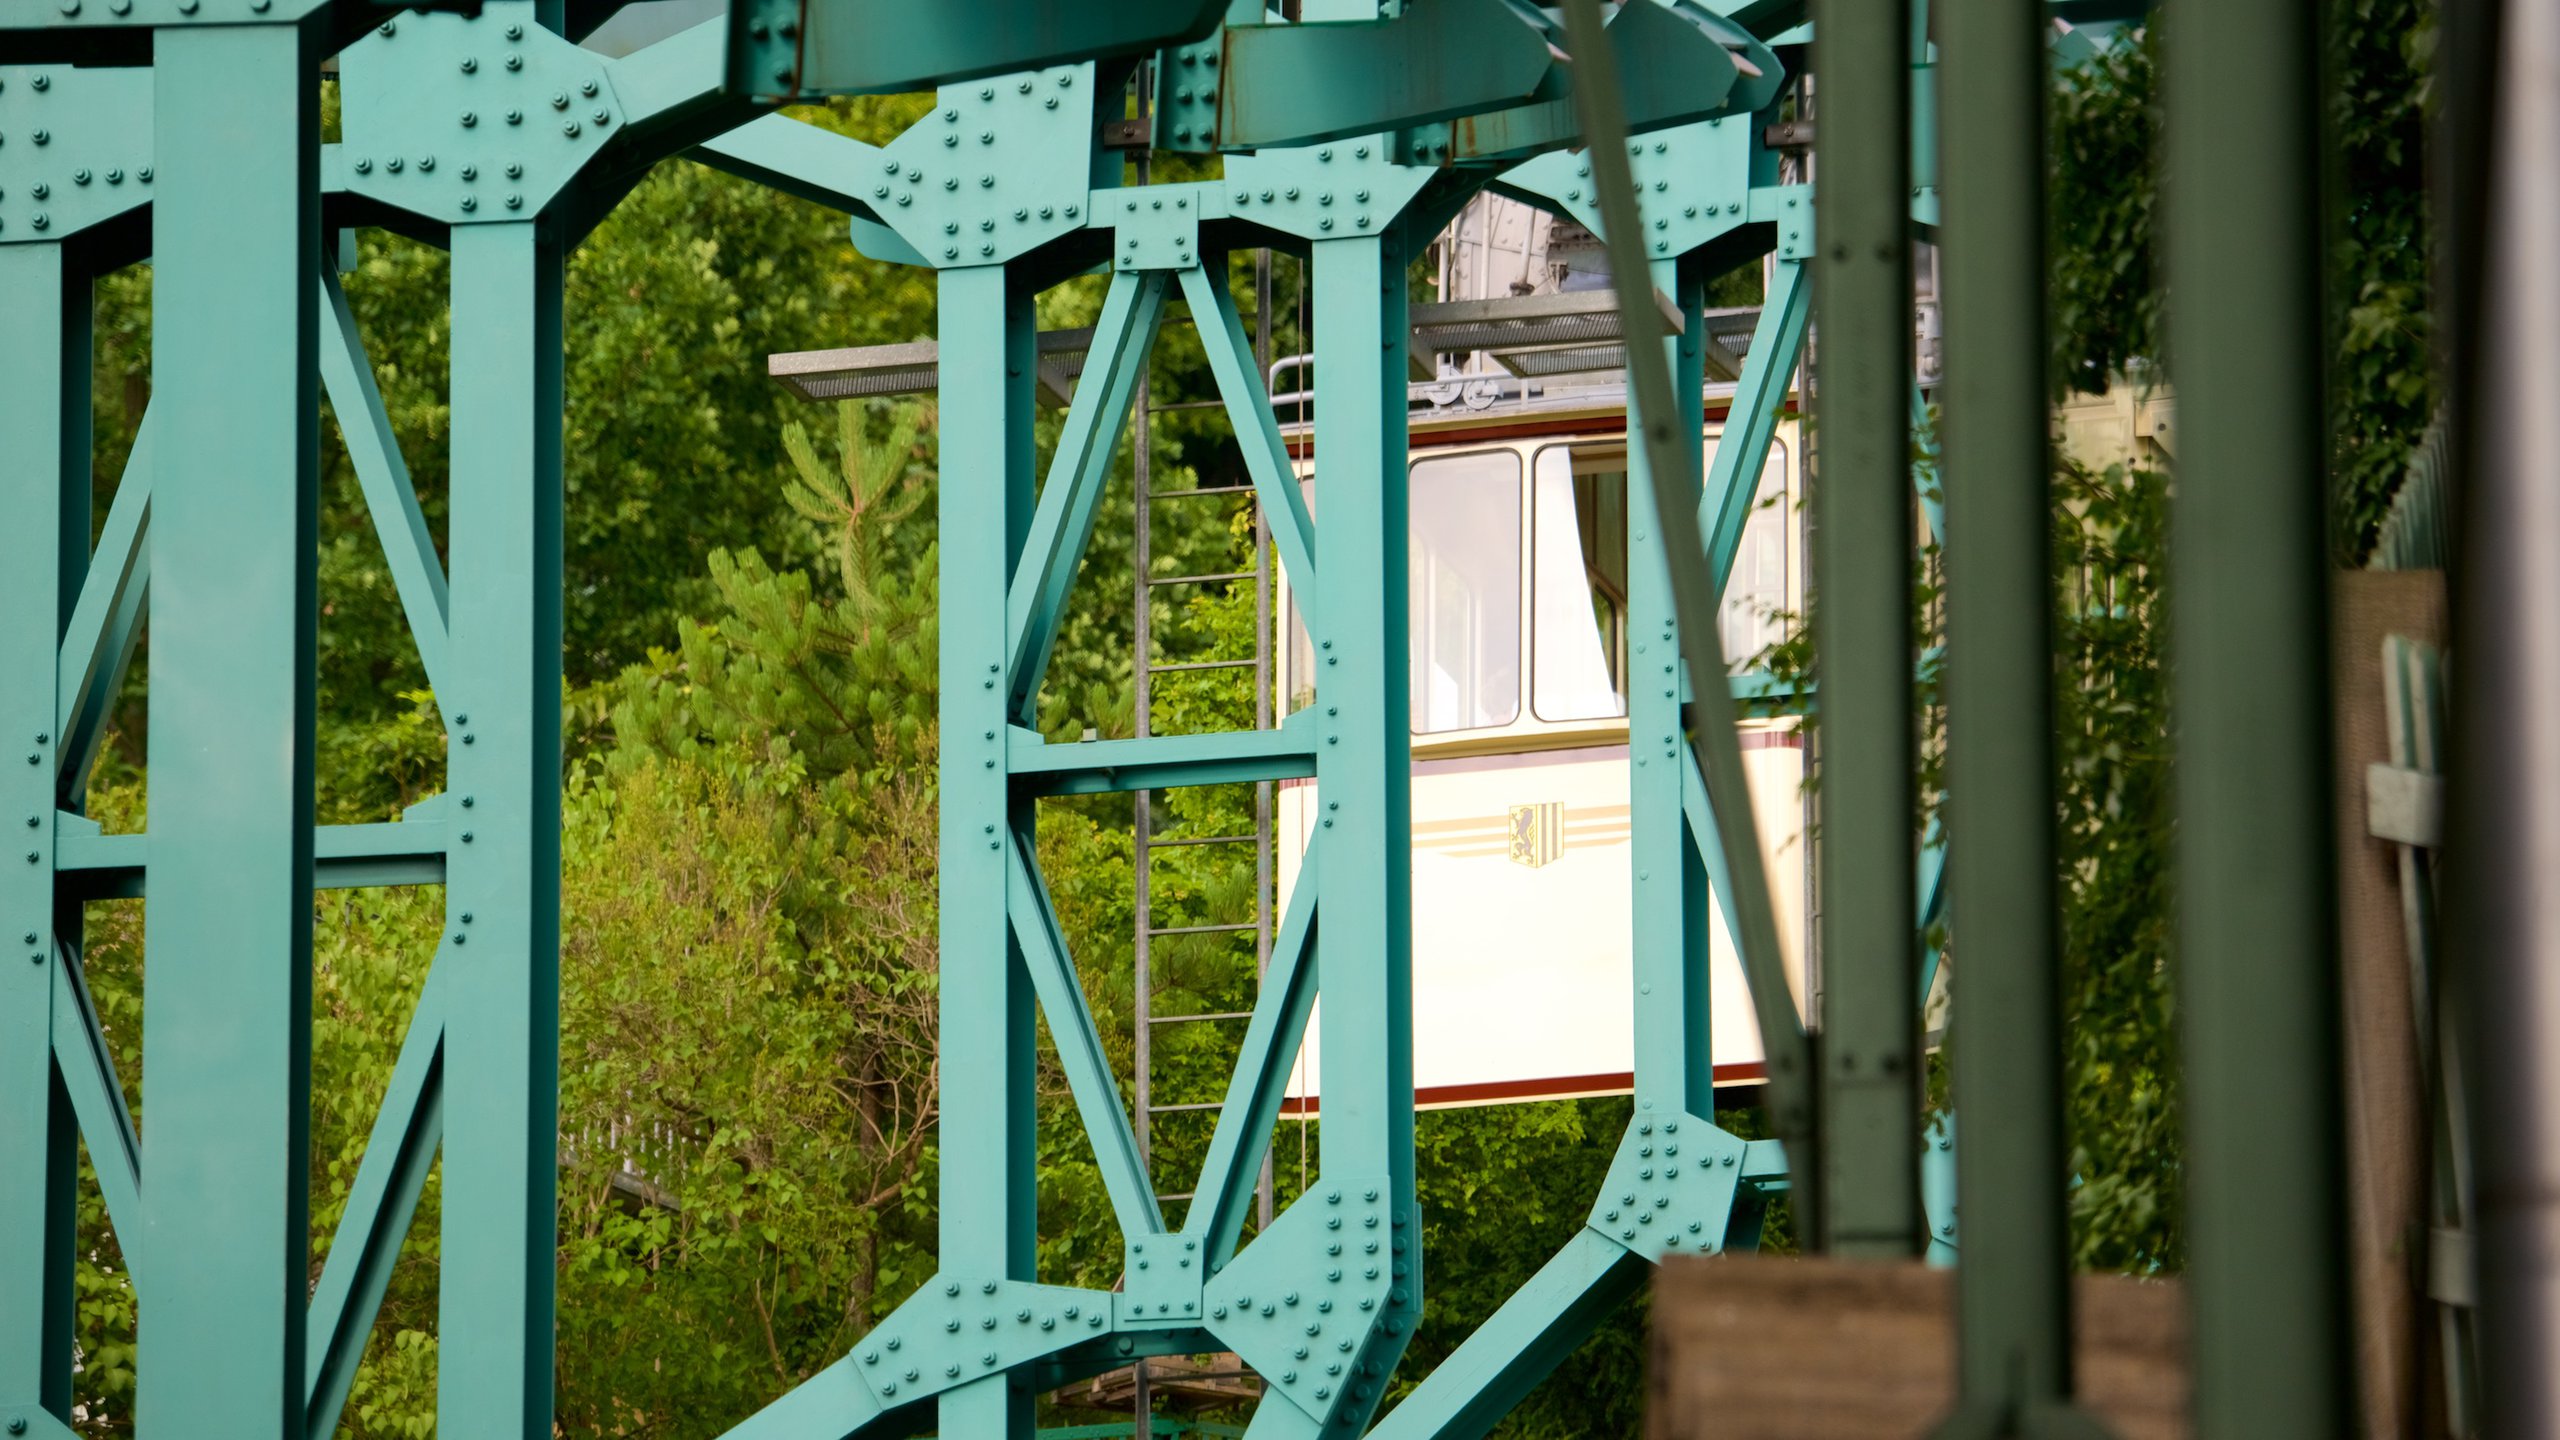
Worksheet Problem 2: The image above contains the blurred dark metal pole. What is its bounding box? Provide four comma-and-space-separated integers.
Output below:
2451, 0, 2560, 1431
1554, 0, 1815, 1209
2161, 0, 2353, 1431
1809, 0, 1922, 1258
1934, 0, 2094, 1428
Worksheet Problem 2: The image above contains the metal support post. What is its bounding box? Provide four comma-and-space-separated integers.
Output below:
2161, 0, 2352, 1428
1302, 222, 1422, 1430
936, 260, 1042, 1440
1629, 259, 1717, 1114
438, 217, 567, 1440
1934, 0, 2099, 1429
2455, 0, 2560, 1430
0, 238, 89, 1437
1810, 0, 1922, 1259
136, 22, 323, 1437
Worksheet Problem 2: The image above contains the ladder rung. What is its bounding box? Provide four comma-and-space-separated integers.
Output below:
1146, 1011, 1254, 1025
1150, 485, 1257, 500
1148, 570, 1256, 586
1147, 659, 1257, 673
1147, 1101, 1225, 1114
1145, 834, 1258, 848
1145, 921, 1259, 937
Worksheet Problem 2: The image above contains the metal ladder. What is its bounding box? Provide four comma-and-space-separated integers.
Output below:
1128, 247, 1281, 1432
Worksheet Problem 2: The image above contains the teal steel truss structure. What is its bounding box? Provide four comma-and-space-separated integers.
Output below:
0, 2, 1969, 1436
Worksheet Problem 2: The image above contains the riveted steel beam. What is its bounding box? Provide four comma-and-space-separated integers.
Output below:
0, 237, 90, 1439
135, 22, 324, 1431
723, 0, 1225, 104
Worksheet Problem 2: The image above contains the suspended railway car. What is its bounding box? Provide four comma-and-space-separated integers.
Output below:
1278, 384, 1813, 1111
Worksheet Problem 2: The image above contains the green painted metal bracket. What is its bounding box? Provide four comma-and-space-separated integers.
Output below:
3, 238, 89, 1432
1501, 115, 1760, 263
1004, 837, 1168, 1243
51, 814, 450, 901
1189, 0, 1566, 151
1007, 716, 1322, 798
0, 64, 153, 245
1181, 867, 1319, 1267
1005, 267, 1171, 710
48, 949, 142, 1287
0, 1406, 77, 1440
304, 961, 448, 1440
52, 411, 151, 808
1220, 143, 1439, 242
858, 68, 1102, 269
1702, 249, 1809, 594
722, 0, 1223, 104
851, 1276, 1114, 1409
1205, 1183, 1410, 1428
1175, 262, 1319, 623
1376, 1, 1780, 167
320, 268, 453, 699
1363, 1230, 1645, 1440
691, 113, 890, 214
337, 3, 625, 225
1586, 1112, 1752, 1259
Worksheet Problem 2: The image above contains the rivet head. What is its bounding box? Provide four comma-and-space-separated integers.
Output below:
31, 131, 48, 147
581, 80, 599, 97
461, 196, 477, 212
506, 194, 523, 210
460, 164, 477, 180
137, 167, 151, 183
565, 121, 583, 137
354, 158, 373, 174
385, 157, 404, 173
462, 111, 479, 127
505, 21, 523, 37
506, 55, 523, 71
505, 164, 523, 179
594, 110, 611, 126
29, 215, 46, 231
506, 109, 524, 125
552, 92, 570, 109
417, 156, 435, 172
460, 57, 478, 73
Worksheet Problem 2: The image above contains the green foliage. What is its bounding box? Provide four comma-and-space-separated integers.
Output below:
2049, 36, 2159, 397
2328, 0, 2437, 560
2046, 3, 2436, 558
2051, 459, 2180, 1271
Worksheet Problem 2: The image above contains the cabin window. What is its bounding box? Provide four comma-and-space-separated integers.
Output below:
1409, 450, 1523, 733
1531, 447, 1630, 721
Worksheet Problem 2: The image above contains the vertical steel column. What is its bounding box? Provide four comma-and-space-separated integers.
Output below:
1811, 0, 1922, 1258
0, 240, 90, 1432
2458, 0, 2560, 1428
137, 23, 322, 1437
938, 261, 1041, 1440
1310, 222, 1418, 1333
439, 218, 566, 1438
1628, 260, 1715, 1112
1935, 0, 2083, 1424
2161, 0, 2352, 1429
